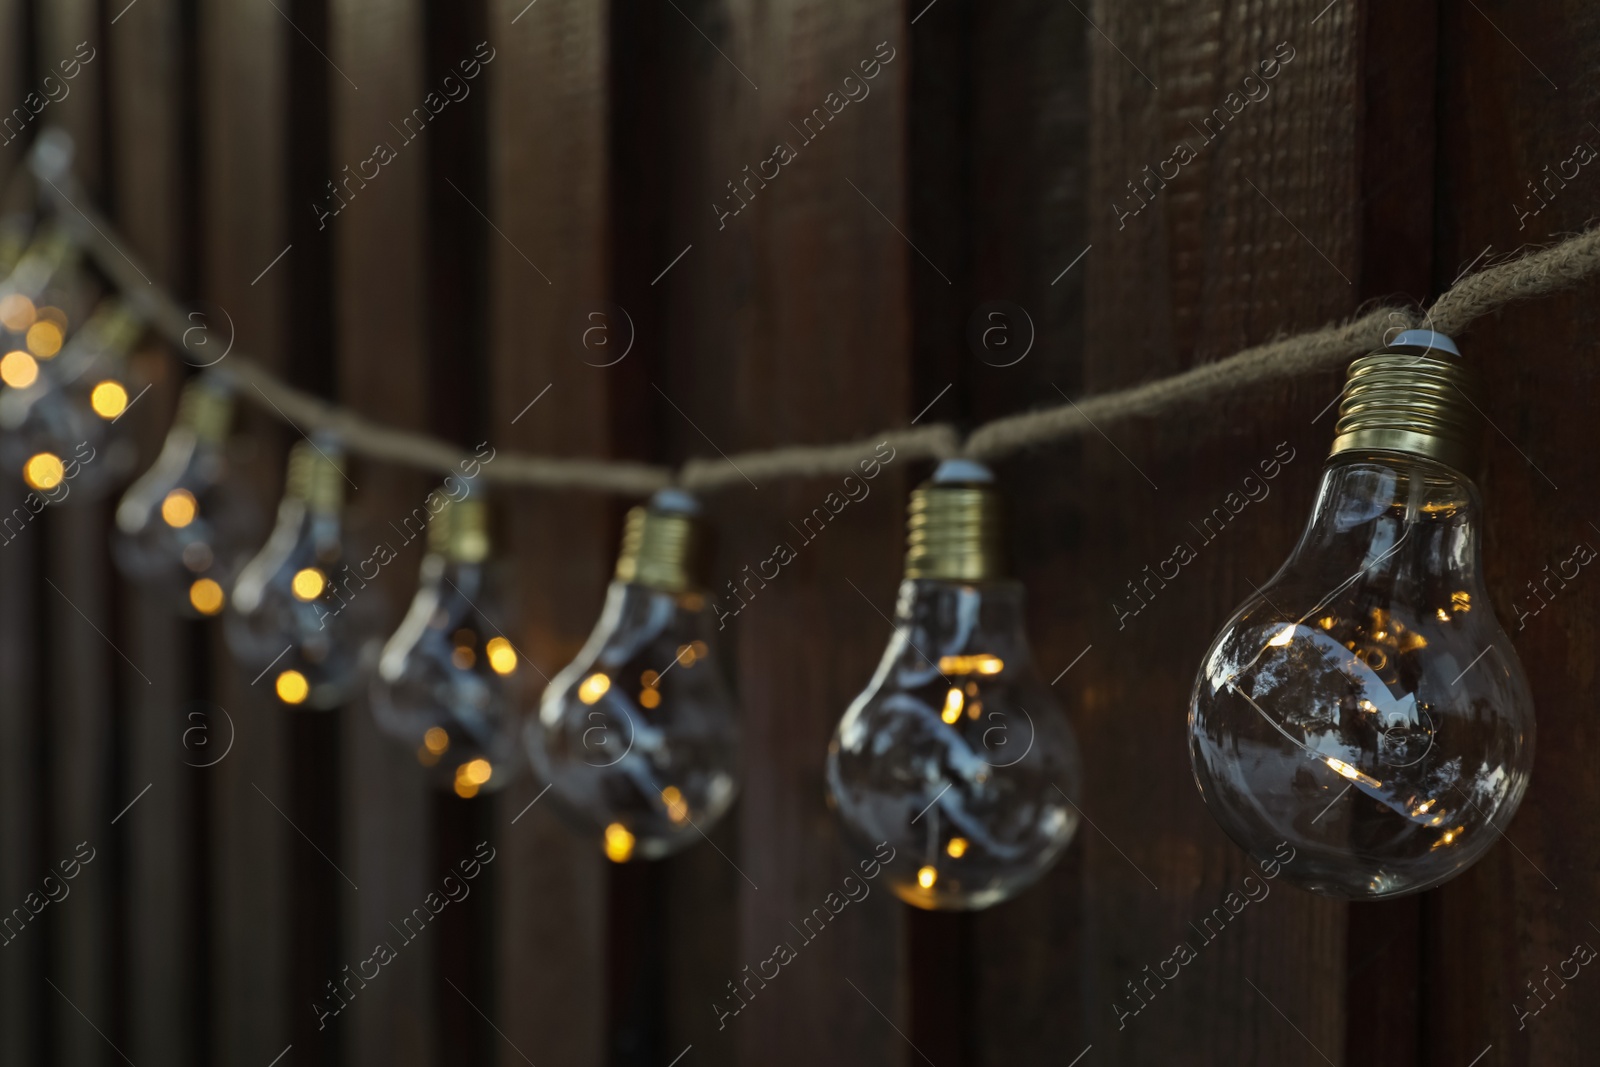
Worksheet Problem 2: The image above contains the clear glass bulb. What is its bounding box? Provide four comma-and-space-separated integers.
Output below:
827, 461, 1083, 911
114, 377, 261, 616
226, 438, 374, 709
372, 489, 524, 797
1189, 335, 1535, 899
0, 298, 143, 504
527, 491, 739, 863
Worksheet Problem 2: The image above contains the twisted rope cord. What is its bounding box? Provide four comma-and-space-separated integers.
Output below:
42, 174, 1600, 496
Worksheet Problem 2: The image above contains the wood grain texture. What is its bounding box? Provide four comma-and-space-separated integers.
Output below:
199, 0, 293, 1061
107, 1, 201, 1063
0, 5, 42, 1063
36, 4, 114, 1064
1077, 0, 1364, 1062
329, 1, 436, 1064
646, 3, 914, 1064
486, 2, 609, 1064
1428, 3, 1600, 1065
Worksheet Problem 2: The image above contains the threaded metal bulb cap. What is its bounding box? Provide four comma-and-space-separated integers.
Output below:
615, 489, 702, 593
428, 492, 490, 564
1329, 331, 1483, 474
175, 378, 234, 445
285, 439, 346, 515
904, 459, 1005, 581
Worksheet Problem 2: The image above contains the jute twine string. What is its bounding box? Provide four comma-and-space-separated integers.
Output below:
43, 171, 1600, 498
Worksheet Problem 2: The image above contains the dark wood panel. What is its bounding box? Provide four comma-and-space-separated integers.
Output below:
0, 3, 44, 1062
1429, 3, 1600, 1065
486, 2, 609, 1064
330, 2, 437, 1064
37, 4, 113, 1063
1077, 1, 1365, 1063
199, 1, 294, 1062
108, 1, 201, 1063
646, 3, 916, 1065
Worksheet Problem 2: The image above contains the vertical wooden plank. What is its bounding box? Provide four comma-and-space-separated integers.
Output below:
1429, 5, 1600, 1065
199, 0, 293, 1062
34, 5, 114, 1064
486, 2, 608, 1064
1076, 1, 1364, 1063
911, 0, 1094, 1062
0, 4, 42, 1062
648, 3, 915, 1065
107, 1, 200, 1064
329, 0, 435, 1063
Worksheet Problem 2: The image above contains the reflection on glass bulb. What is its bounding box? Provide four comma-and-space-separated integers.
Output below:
528, 490, 738, 861
827, 460, 1083, 911
1189, 333, 1535, 899
114, 377, 260, 614
226, 438, 374, 709
372, 487, 524, 796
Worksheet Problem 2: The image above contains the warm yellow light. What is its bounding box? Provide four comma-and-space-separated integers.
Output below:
941, 687, 964, 724
604, 822, 635, 862
676, 643, 698, 667
461, 758, 492, 786
1451, 591, 1471, 612
0, 349, 37, 388
641, 669, 659, 687
0, 294, 35, 331
661, 785, 688, 824
424, 726, 450, 755
946, 837, 969, 858
1268, 625, 1297, 647
161, 488, 198, 528
578, 673, 611, 704
290, 567, 326, 601
1436, 608, 1450, 622
417, 744, 441, 768
691, 640, 708, 659
1317, 616, 1335, 629
22, 452, 64, 490
937, 653, 1004, 675
639, 687, 662, 709
917, 865, 937, 889
25, 320, 63, 359
188, 578, 225, 615
275, 669, 310, 705
1323, 757, 1382, 788
453, 775, 480, 799
486, 636, 517, 674
451, 646, 475, 669
90, 380, 128, 418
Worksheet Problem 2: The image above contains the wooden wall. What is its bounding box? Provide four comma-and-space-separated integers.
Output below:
0, 1, 1596, 1064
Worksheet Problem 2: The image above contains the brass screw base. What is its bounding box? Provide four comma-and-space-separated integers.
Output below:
615, 504, 700, 593
429, 495, 490, 564
176, 379, 235, 445
1329, 345, 1483, 474
285, 440, 346, 515
904, 479, 1004, 582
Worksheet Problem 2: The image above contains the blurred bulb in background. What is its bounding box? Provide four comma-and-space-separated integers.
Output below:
227, 438, 374, 709
0, 298, 144, 503
827, 460, 1083, 910
114, 377, 260, 615
372, 484, 524, 797
1189, 332, 1535, 899
528, 490, 738, 862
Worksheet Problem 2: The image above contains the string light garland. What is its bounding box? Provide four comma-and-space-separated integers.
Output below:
30, 153, 1600, 494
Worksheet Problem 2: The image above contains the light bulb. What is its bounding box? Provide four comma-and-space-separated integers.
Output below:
1189, 331, 1535, 899
0, 298, 144, 503
226, 438, 374, 709
527, 490, 739, 862
114, 377, 261, 614
371, 485, 524, 796
826, 460, 1083, 911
